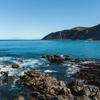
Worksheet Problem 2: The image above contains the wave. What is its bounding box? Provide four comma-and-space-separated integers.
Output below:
44, 70, 57, 73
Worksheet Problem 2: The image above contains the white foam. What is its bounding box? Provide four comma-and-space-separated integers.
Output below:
0, 67, 8, 72
44, 70, 57, 73
0, 57, 44, 78
0, 57, 12, 62
81, 61, 95, 64
67, 67, 80, 75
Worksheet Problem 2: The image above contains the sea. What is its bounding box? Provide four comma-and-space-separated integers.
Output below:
0, 40, 100, 99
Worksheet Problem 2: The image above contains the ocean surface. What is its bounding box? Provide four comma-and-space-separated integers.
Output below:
0, 40, 100, 99
0, 40, 100, 59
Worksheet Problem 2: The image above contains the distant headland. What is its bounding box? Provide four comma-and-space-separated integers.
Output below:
42, 24, 100, 40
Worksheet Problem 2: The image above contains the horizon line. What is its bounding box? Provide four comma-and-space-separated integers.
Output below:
0, 39, 41, 41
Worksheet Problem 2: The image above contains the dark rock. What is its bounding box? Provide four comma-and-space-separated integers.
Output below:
7, 75, 13, 85
12, 64, 20, 68
42, 55, 64, 63
29, 92, 46, 100
0, 72, 13, 85
41, 55, 80, 64
76, 95, 92, 100
73, 62, 100, 88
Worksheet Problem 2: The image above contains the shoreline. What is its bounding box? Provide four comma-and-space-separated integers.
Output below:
0, 54, 100, 100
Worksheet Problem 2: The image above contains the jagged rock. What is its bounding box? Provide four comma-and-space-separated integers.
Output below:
83, 86, 91, 96
12, 64, 20, 68
94, 90, 100, 100
17, 71, 74, 100
76, 95, 92, 100
41, 55, 80, 64
16, 69, 100, 100
67, 80, 100, 100
73, 62, 100, 88
59, 81, 66, 87
41, 55, 64, 63
29, 92, 46, 100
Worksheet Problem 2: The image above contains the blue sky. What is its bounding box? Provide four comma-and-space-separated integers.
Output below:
0, 0, 100, 39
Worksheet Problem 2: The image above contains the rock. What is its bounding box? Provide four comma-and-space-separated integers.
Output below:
17, 71, 74, 100
12, 64, 20, 68
42, 55, 64, 63
0, 79, 3, 86
94, 90, 100, 100
73, 62, 100, 88
13, 95, 25, 100
7, 75, 13, 85
16, 70, 100, 100
59, 81, 66, 87
83, 86, 91, 96
29, 92, 46, 100
76, 95, 92, 100
67, 80, 100, 99
41, 55, 80, 64
0, 72, 13, 85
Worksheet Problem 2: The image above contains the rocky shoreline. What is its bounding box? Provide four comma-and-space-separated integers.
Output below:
0, 55, 100, 100
16, 71, 100, 100
73, 62, 100, 88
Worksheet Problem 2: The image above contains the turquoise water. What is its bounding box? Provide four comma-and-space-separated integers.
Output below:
0, 40, 100, 59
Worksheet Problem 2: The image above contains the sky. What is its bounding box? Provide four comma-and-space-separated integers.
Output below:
0, 0, 100, 39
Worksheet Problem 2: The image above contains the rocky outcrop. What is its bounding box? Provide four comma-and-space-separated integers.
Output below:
68, 80, 100, 100
73, 62, 100, 88
41, 55, 80, 64
16, 71, 100, 100
42, 24, 100, 40
17, 71, 74, 100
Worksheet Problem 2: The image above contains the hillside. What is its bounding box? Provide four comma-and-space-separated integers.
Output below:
42, 24, 100, 40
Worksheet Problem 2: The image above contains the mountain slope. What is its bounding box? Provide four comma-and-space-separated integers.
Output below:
42, 24, 100, 40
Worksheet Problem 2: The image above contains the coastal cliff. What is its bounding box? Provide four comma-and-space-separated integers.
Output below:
42, 24, 100, 40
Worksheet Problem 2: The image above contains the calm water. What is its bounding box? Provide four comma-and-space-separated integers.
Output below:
0, 40, 100, 59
